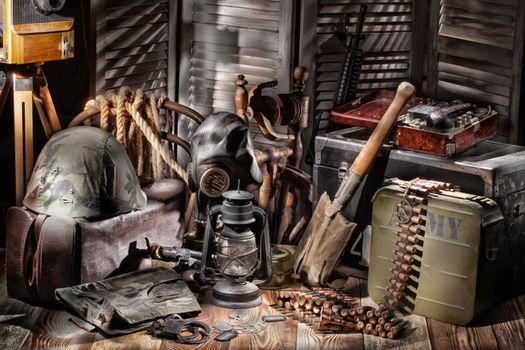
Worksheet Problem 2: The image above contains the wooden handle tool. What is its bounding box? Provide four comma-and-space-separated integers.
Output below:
333, 82, 415, 208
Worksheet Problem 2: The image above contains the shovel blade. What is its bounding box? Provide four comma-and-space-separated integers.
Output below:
293, 192, 357, 286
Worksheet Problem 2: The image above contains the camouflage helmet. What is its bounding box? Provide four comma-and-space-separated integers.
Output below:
23, 126, 147, 218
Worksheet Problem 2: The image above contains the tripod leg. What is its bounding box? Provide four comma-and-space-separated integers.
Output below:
33, 91, 54, 138
35, 65, 61, 135
13, 74, 34, 205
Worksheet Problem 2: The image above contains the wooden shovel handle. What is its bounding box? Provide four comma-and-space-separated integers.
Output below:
350, 82, 415, 177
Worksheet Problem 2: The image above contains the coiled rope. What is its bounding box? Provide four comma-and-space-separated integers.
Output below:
83, 87, 188, 184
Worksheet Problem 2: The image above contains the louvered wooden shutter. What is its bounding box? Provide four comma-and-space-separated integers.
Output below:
300, 0, 423, 116
178, 0, 295, 117
93, 0, 176, 99
427, 0, 525, 143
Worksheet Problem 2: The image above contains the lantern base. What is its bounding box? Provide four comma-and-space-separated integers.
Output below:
210, 279, 262, 309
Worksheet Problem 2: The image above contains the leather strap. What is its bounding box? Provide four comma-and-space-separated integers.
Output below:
27, 214, 48, 291
6, 207, 37, 302
34, 215, 78, 307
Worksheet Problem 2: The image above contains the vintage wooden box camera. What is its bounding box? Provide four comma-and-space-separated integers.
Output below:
1, 0, 74, 64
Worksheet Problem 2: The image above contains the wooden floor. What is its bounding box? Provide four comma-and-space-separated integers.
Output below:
1, 249, 525, 350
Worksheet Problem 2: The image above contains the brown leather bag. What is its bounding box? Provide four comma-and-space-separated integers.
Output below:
6, 179, 185, 308
6, 209, 78, 306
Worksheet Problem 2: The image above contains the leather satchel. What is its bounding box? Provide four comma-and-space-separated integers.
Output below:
6, 208, 78, 306
6, 179, 185, 308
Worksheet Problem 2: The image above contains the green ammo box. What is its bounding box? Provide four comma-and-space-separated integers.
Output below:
368, 179, 503, 325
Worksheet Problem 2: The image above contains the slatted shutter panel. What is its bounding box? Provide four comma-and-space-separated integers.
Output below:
427, 0, 525, 143
300, 0, 423, 117
178, 0, 295, 117
93, 0, 176, 98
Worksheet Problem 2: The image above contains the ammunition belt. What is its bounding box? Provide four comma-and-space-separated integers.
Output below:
271, 288, 408, 339
385, 178, 454, 310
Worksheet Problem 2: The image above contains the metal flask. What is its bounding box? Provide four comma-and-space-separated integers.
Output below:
200, 190, 272, 308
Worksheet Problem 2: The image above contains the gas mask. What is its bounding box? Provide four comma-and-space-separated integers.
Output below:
188, 112, 263, 230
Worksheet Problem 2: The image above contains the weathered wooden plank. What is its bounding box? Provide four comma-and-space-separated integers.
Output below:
229, 299, 295, 349
441, 0, 517, 18
190, 68, 274, 85
316, 70, 408, 83
193, 2, 280, 22
159, 290, 230, 350
191, 92, 237, 107
318, 4, 412, 15
191, 96, 236, 112
318, 62, 409, 73
261, 290, 299, 350
316, 32, 412, 52
197, 0, 281, 12
193, 11, 280, 32
438, 53, 511, 77
20, 311, 96, 350
317, 14, 412, 25
437, 80, 510, 107
105, 60, 167, 79
190, 76, 241, 92
316, 71, 339, 82
193, 23, 279, 52
105, 43, 168, 60
189, 102, 215, 117
107, 13, 168, 30
192, 51, 277, 71
90, 331, 162, 350
193, 42, 277, 60
190, 86, 236, 102
426, 316, 498, 350
110, 80, 168, 94
493, 105, 510, 118
107, 3, 169, 20
490, 294, 525, 350
104, 23, 168, 51
438, 61, 511, 87
106, 0, 167, 10
105, 69, 167, 89
0, 275, 43, 350
318, 53, 410, 63
316, 81, 338, 92
317, 23, 412, 34
497, 117, 511, 138
441, 6, 515, 35
479, 0, 517, 6
106, 50, 168, 70
191, 58, 276, 77
437, 36, 512, 68
440, 25, 514, 50
437, 71, 510, 97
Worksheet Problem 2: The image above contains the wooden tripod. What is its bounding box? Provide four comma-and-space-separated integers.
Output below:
0, 63, 61, 205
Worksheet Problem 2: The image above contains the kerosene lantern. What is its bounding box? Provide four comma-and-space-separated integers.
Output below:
200, 189, 272, 308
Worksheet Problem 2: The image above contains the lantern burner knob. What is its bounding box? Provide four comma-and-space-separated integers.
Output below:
220, 190, 256, 226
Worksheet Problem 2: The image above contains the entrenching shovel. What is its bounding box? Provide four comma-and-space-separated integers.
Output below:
293, 82, 416, 286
